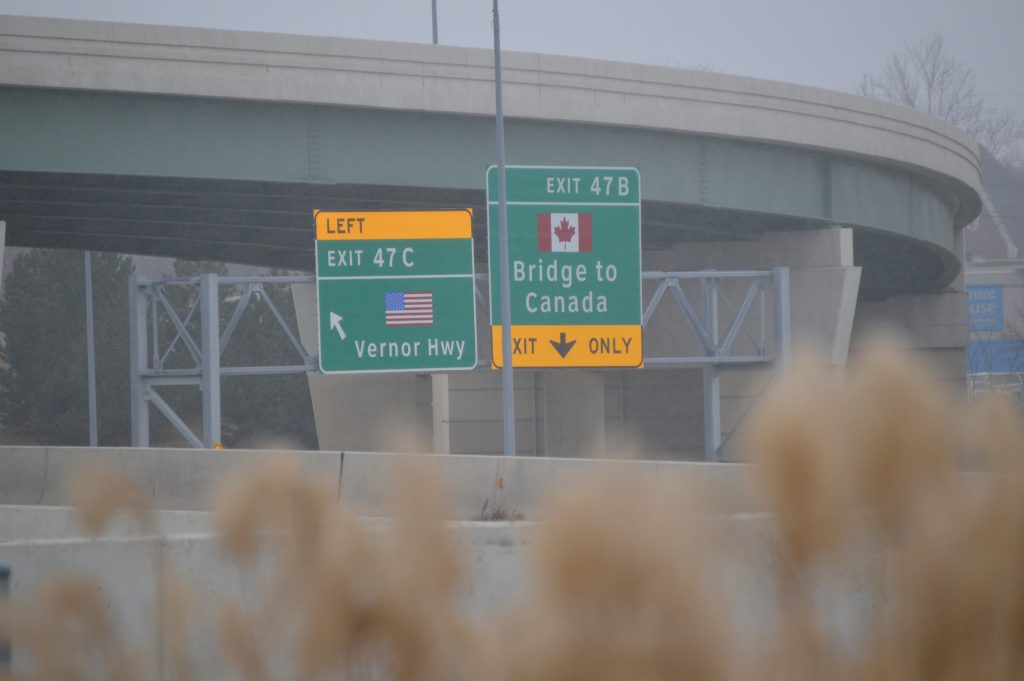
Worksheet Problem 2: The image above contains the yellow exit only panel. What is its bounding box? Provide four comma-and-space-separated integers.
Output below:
491, 324, 642, 368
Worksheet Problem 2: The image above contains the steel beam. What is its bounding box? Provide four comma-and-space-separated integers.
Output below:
701, 278, 721, 462
84, 251, 98, 446
772, 267, 791, 367
128, 277, 150, 447
147, 387, 203, 449
130, 269, 789, 455
218, 284, 254, 352
199, 274, 221, 448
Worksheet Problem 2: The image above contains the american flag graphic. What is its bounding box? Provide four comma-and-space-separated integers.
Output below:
384, 291, 433, 326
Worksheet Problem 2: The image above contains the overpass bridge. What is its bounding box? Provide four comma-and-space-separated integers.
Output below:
0, 15, 982, 458
0, 14, 979, 299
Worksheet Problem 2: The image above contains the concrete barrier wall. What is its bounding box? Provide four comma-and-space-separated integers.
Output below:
340, 451, 758, 519
0, 515, 878, 680
0, 523, 532, 679
0, 505, 216, 542
0, 446, 342, 510
0, 446, 758, 519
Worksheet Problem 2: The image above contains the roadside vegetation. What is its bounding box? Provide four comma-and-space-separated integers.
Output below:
3, 340, 1024, 680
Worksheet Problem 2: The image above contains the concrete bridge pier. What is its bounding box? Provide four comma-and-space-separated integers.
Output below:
292, 227, 868, 459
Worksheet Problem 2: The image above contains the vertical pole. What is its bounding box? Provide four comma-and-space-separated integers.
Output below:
702, 278, 721, 462
759, 279, 767, 356
493, 0, 516, 456
129, 277, 150, 447
151, 292, 159, 371
431, 0, 438, 44
0, 221, 6, 299
84, 252, 98, 446
200, 274, 221, 449
772, 267, 791, 368
0, 565, 9, 670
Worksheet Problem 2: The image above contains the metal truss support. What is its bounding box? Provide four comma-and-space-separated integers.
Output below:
642, 271, 790, 460
474, 268, 791, 462
128, 270, 790, 454
701, 277, 722, 462
129, 276, 149, 447
129, 274, 317, 449
199, 274, 221, 448
772, 267, 792, 368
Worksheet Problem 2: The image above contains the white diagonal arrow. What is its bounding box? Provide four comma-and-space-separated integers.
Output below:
329, 311, 346, 341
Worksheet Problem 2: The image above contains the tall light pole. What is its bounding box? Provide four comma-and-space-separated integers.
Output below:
493, 0, 516, 456
431, 0, 438, 44
84, 251, 98, 446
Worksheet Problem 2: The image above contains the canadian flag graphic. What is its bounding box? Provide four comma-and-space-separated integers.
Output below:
537, 213, 592, 252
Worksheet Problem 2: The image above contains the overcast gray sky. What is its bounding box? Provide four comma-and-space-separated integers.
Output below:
2, 0, 1022, 118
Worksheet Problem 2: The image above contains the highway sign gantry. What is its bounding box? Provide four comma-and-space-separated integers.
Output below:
315, 210, 477, 374
486, 166, 642, 368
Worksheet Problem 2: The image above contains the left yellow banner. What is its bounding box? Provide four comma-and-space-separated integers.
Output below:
314, 209, 472, 241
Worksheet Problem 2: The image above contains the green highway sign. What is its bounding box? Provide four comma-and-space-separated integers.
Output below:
487, 166, 642, 368
315, 210, 478, 374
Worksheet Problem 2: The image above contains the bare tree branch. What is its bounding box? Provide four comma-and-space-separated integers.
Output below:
858, 33, 1023, 165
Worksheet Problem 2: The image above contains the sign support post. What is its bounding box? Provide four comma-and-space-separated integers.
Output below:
492, 0, 516, 456
84, 251, 98, 446
701, 278, 721, 461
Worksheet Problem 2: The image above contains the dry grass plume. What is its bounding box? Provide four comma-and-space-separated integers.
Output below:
3, 338, 1024, 680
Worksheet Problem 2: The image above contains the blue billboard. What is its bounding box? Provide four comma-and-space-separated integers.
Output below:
968, 285, 1003, 331
967, 339, 1024, 375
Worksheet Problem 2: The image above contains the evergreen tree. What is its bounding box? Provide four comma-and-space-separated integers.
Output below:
0, 251, 316, 449
0, 249, 134, 445
219, 274, 318, 449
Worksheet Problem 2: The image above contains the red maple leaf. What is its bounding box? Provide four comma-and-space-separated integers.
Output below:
553, 216, 576, 244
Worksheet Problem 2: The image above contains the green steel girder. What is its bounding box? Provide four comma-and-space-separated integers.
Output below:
0, 86, 970, 299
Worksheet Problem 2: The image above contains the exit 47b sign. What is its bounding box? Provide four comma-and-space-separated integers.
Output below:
315, 210, 477, 374
487, 167, 642, 368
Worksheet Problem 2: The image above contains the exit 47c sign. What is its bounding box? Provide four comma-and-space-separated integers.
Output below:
315, 210, 478, 374
487, 166, 642, 368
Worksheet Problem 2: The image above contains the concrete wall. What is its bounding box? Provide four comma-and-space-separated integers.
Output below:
0, 505, 215, 542
0, 443, 762, 676
292, 282, 433, 452
294, 229, 863, 460
850, 290, 969, 394
604, 369, 707, 459
640, 227, 862, 458
0, 446, 341, 511
441, 371, 545, 457
0, 513, 878, 680
0, 523, 532, 679
483, 225, 860, 458
338, 451, 758, 519
0, 447, 759, 518
645, 227, 860, 355
292, 227, 965, 460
